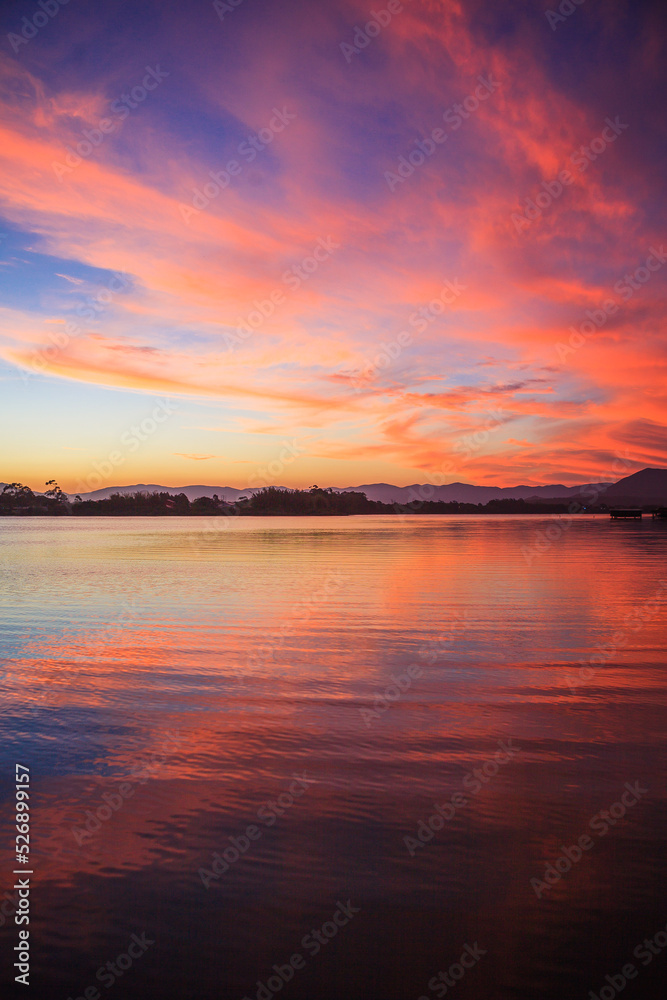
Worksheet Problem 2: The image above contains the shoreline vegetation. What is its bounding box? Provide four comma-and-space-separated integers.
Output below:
0, 482, 615, 517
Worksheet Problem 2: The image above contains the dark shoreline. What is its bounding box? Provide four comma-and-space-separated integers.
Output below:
0, 509, 628, 518
3, 484, 660, 518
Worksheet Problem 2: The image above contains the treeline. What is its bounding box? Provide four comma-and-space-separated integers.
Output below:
0, 481, 70, 515
240, 486, 382, 515
1, 482, 592, 516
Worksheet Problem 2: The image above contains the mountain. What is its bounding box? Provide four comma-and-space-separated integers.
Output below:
64, 484, 253, 502
64, 479, 608, 504
335, 481, 609, 504
599, 468, 667, 505
2, 469, 657, 505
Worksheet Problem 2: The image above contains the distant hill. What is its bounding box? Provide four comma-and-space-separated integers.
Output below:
4, 470, 663, 505
64, 484, 253, 502
335, 481, 609, 504
64, 479, 608, 504
600, 468, 667, 505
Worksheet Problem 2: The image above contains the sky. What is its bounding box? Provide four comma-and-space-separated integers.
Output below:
1, 0, 666, 493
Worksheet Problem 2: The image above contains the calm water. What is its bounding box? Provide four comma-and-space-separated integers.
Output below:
1, 515, 666, 999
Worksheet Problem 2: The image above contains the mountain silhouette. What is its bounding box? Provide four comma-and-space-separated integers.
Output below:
63, 478, 609, 504
600, 468, 667, 505
5, 469, 662, 505
335, 481, 609, 503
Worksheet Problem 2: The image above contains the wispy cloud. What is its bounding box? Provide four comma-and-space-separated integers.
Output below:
0, 0, 665, 485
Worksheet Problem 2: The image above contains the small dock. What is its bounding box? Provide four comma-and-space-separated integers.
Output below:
652, 507, 667, 519
610, 509, 643, 519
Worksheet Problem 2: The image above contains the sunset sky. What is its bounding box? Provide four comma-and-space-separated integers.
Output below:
1, 0, 666, 493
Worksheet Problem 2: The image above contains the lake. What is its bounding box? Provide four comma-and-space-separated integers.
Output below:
1, 515, 666, 999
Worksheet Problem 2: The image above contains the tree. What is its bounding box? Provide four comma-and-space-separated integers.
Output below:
0, 483, 35, 512
44, 480, 68, 503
